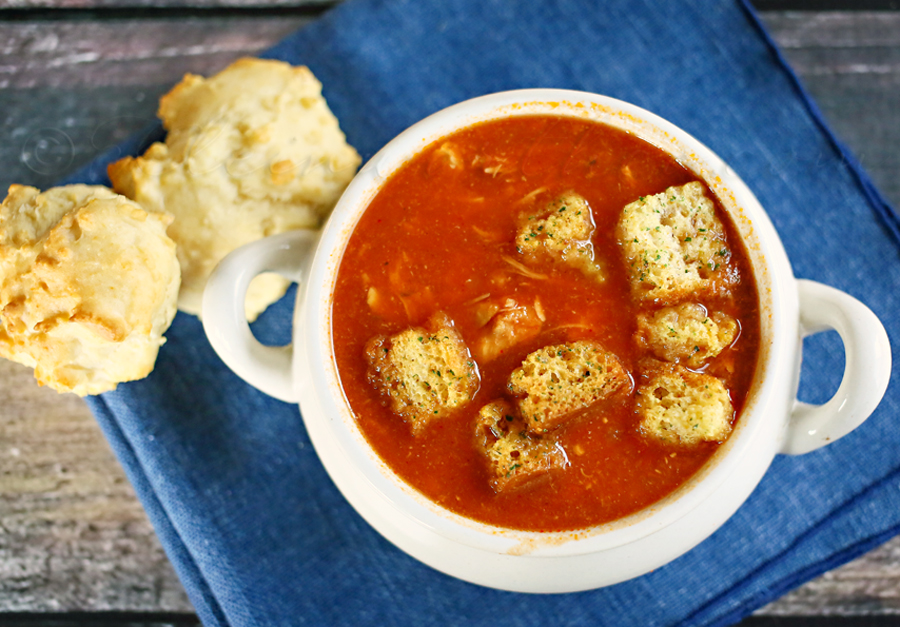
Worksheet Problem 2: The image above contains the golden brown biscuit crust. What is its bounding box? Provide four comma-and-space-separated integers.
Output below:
0, 184, 180, 395
109, 58, 361, 321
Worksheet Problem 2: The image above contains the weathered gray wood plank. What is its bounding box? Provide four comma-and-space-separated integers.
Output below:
0, 360, 193, 611
0, 9, 898, 616
752, 15, 900, 615
0, 0, 882, 11
759, 11, 900, 219
0, 0, 330, 7
0, 18, 314, 89
754, 17, 900, 614
760, 538, 900, 615
0, 15, 308, 613
0, 15, 311, 192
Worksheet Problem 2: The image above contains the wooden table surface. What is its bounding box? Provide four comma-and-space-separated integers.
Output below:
1, 2, 899, 624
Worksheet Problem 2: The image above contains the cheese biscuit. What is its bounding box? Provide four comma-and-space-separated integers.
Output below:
0, 184, 180, 395
109, 58, 361, 320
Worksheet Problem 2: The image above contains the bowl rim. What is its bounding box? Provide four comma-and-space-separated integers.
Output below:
296, 88, 798, 559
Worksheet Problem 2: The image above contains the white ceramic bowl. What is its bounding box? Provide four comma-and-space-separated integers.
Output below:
201, 89, 891, 593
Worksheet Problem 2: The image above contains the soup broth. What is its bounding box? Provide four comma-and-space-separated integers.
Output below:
332, 115, 759, 532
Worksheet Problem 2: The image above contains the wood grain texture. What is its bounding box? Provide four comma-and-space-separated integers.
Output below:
0, 360, 193, 612
2, 0, 887, 11
0, 0, 330, 8
0, 8, 898, 616
0, 15, 310, 193
0, 15, 307, 613
754, 19, 900, 612
759, 11, 900, 220
0, 18, 314, 89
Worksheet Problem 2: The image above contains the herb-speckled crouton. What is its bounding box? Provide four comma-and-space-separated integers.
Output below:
364, 312, 479, 434
635, 303, 738, 368
617, 182, 732, 303
476, 399, 568, 492
636, 360, 733, 445
515, 192, 605, 281
508, 340, 630, 433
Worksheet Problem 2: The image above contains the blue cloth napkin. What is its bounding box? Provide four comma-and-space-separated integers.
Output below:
63, 0, 900, 625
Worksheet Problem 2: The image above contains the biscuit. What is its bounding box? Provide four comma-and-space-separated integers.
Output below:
364, 312, 479, 434
0, 185, 180, 395
617, 181, 732, 303
108, 57, 361, 321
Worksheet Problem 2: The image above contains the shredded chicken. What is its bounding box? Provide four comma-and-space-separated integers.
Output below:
477, 155, 511, 178
515, 186, 547, 206
427, 142, 463, 176
464, 292, 492, 307
366, 286, 380, 308
501, 255, 548, 280
533, 297, 546, 322
472, 224, 503, 243
398, 286, 436, 322
474, 300, 501, 327
472, 297, 544, 362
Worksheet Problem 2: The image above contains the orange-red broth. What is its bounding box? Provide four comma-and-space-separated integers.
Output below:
332, 115, 759, 532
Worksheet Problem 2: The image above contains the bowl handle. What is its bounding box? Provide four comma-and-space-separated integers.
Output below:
201, 230, 319, 403
780, 279, 892, 455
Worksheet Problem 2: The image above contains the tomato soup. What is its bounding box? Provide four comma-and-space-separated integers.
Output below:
332, 115, 759, 532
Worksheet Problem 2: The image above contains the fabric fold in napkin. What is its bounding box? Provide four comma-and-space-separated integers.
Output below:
65, 0, 899, 625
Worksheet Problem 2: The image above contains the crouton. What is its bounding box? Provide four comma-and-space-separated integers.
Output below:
515, 192, 605, 281
476, 399, 568, 492
635, 303, 738, 368
472, 296, 543, 362
364, 312, 478, 434
508, 340, 630, 432
636, 360, 733, 445
617, 181, 732, 303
